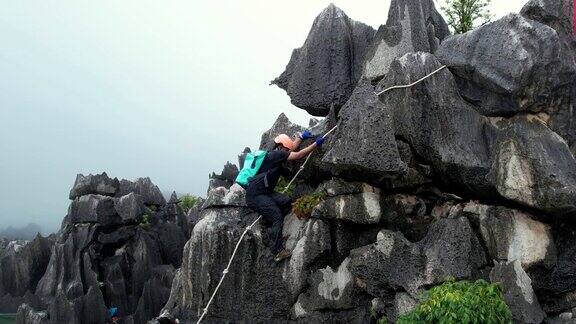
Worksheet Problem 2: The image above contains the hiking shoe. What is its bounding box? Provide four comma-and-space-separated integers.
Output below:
274, 249, 292, 262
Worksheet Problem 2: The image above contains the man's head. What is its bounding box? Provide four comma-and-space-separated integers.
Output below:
273, 134, 294, 151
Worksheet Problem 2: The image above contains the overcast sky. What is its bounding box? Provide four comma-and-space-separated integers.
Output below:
0, 0, 527, 232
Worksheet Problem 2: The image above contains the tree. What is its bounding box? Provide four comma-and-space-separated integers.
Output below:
441, 0, 492, 34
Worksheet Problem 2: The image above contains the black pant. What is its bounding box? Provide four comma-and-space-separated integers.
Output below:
246, 192, 291, 254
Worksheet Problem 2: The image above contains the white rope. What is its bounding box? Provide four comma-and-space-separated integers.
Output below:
376, 65, 447, 96
195, 124, 338, 324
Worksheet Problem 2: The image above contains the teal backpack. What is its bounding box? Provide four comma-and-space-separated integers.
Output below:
235, 150, 267, 187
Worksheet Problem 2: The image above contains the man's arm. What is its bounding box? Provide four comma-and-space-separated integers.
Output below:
287, 142, 317, 161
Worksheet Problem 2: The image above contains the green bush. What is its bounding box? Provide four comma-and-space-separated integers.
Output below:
274, 176, 294, 196
397, 279, 511, 324
178, 194, 200, 213
292, 192, 324, 219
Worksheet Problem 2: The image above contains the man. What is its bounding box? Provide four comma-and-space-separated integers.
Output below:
245, 131, 325, 262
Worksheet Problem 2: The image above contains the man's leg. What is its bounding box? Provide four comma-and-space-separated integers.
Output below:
270, 192, 292, 215
246, 194, 285, 254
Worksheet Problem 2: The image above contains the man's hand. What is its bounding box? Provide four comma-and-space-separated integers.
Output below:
314, 136, 325, 147
299, 130, 314, 140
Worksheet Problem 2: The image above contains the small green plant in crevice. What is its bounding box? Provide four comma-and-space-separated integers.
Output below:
397, 279, 512, 324
292, 192, 325, 219
139, 212, 152, 230
178, 194, 201, 213
274, 176, 294, 196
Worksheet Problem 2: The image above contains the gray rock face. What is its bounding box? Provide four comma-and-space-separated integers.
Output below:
208, 162, 239, 191
271, 4, 375, 116
259, 113, 304, 151
119, 177, 166, 206
69, 172, 120, 200
389, 292, 419, 322
202, 183, 246, 208
490, 260, 545, 324
464, 202, 556, 268
321, 79, 406, 183
67, 194, 119, 225
114, 192, 145, 223
349, 217, 486, 295
312, 183, 382, 224
363, 0, 449, 80
291, 258, 366, 319
133, 265, 176, 324
378, 52, 495, 197
437, 14, 576, 116
28, 174, 189, 323
16, 304, 48, 324
0, 235, 54, 307
160, 205, 332, 322
488, 116, 576, 216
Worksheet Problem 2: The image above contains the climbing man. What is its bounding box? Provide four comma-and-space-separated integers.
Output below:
244, 131, 325, 262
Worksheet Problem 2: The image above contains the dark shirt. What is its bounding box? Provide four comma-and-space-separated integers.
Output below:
246, 150, 289, 196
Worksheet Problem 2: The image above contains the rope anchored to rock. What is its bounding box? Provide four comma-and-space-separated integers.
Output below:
197, 66, 446, 323
376, 65, 447, 95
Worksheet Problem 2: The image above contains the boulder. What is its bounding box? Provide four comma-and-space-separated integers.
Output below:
321, 79, 406, 183
436, 14, 576, 116
119, 177, 166, 206
349, 217, 486, 296
114, 192, 145, 223
291, 258, 366, 318
490, 260, 545, 323
312, 184, 382, 224
271, 4, 375, 116
363, 0, 449, 80
488, 116, 576, 216
69, 172, 120, 200
67, 194, 120, 225
463, 202, 556, 268
282, 218, 332, 299
202, 183, 246, 208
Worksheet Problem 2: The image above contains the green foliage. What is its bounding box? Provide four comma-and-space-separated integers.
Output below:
139, 212, 151, 230
442, 0, 492, 34
292, 192, 325, 219
178, 194, 201, 213
274, 176, 294, 196
377, 317, 388, 324
397, 279, 512, 324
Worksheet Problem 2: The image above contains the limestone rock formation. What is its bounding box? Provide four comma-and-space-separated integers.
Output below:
13, 174, 189, 324
271, 4, 375, 116
69, 172, 120, 200
490, 260, 546, 323
363, 0, 449, 80
349, 217, 486, 296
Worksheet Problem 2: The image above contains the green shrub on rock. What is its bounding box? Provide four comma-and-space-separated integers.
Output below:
291, 192, 324, 219
397, 279, 511, 324
178, 194, 201, 213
